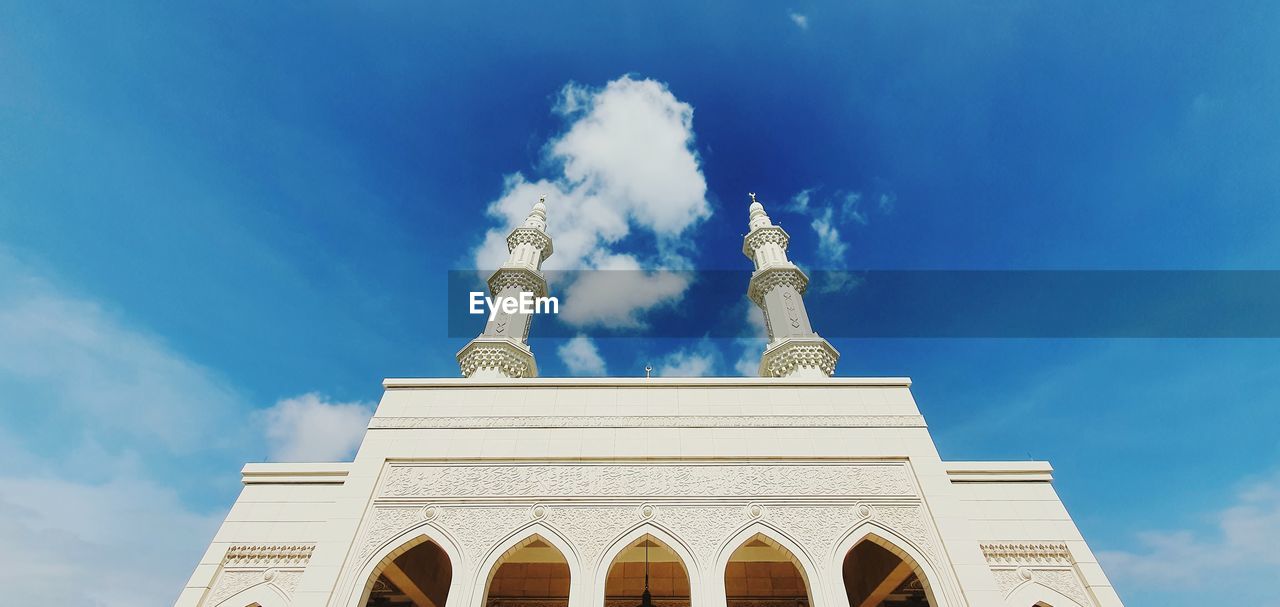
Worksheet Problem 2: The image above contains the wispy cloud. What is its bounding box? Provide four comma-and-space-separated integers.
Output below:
0, 470, 223, 606
0, 250, 242, 604
839, 192, 868, 226
789, 12, 809, 30
877, 192, 897, 215
784, 186, 896, 267
656, 341, 719, 377
557, 335, 607, 375
1099, 470, 1280, 596
0, 248, 375, 603
811, 207, 848, 265
0, 255, 242, 453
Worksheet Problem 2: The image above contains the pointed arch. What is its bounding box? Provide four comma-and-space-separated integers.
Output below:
1006, 580, 1086, 607
597, 522, 698, 607
829, 522, 951, 607
715, 522, 821, 607
474, 522, 584, 607
211, 581, 289, 607
346, 524, 466, 607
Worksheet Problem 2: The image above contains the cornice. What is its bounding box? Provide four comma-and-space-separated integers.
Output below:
382, 377, 912, 388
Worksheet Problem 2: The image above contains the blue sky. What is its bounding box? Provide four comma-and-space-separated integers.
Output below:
1, 2, 1278, 605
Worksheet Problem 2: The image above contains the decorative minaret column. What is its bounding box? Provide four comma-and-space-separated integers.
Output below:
456, 196, 554, 378
743, 193, 840, 378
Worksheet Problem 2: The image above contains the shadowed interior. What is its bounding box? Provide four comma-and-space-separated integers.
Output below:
842, 540, 931, 607
604, 536, 691, 607
365, 539, 452, 607
724, 537, 810, 607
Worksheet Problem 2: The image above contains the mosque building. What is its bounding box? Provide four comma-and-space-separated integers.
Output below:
178, 195, 1122, 607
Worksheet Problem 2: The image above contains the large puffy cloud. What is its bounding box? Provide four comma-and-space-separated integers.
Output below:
256, 393, 373, 462
474, 76, 710, 328
557, 253, 689, 328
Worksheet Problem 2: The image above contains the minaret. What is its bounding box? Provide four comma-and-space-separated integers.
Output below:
456, 196, 554, 378
742, 193, 840, 377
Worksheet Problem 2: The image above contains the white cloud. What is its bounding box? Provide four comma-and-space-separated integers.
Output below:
474, 76, 710, 327
734, 304, 768, 376
811, 207, 848, 265
784, 187, 896, 268
789, 187, 815, 213
0, 249, 376, 603
0, 472, 222, 606
0, 250, 242, 605
789, 12, 810, 29
556, 253, 691, 328
0, 254, 242, 452
1098, 470, 1280, 591
657, 342, 718, 377
558, 335, 607, 376
258, 393, 373, 462
877, 192, 897, 215
839, 191, 868, 226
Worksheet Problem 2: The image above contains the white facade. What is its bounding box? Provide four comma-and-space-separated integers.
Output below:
179, 197, 1122, 607
177, 376, 1123, 607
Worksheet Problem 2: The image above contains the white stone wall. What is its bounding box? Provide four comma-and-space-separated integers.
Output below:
177, 378, 1123, 607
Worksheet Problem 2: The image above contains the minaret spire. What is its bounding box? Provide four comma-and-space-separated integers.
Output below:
742, 193, 839, 377
456, 196, 554, 378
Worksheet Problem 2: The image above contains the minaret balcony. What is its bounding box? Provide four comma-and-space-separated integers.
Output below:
758, 336, 840, 377
487, 266, 549, 299
742, 225, 790, 259
506, 227, 554, 261
747, 265, 809, 307
455, 337, 538, 378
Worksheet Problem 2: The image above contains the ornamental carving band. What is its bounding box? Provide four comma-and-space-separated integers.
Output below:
981, 542, 1074, 566
747, 267, 809, 306
506, 227, 553, 260
760, 342, 838, 377
367, 415, 926, 429
379, 463, 915, 499
742, 226, 790, 257
222, 543, 315, 567
457, 343, 535, 378
487, 267, 548, 299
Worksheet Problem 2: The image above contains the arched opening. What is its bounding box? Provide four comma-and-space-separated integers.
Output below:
724, 534, 812, 607
484, 535, 571, 607
604, 534, 692, 607
365, 539, 453, 607
841, 540, 932, 607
